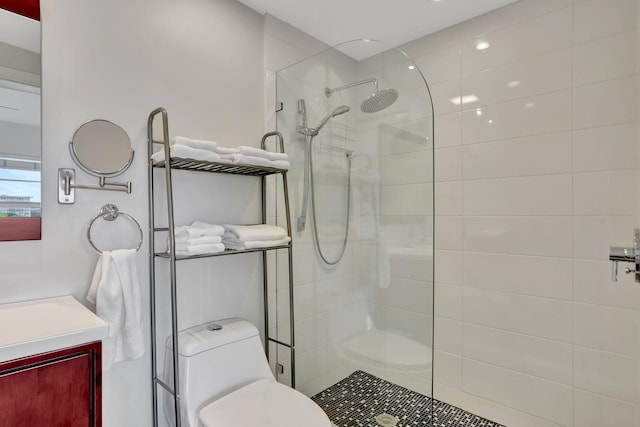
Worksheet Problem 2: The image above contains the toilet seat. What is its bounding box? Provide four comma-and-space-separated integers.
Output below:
198, 379, 330, 427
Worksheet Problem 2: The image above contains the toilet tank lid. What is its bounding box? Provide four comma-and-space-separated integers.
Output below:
166, 318, 260, 357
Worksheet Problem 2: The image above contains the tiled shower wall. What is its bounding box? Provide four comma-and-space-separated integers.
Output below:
397, 0, 640, 425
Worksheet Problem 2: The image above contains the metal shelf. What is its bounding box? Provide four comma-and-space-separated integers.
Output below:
152, 157, 287, 177
147, 107, 295, 427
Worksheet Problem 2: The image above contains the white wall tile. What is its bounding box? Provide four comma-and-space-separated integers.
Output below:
435, 146, 462, 182
435, 181, 462, 216
574, 0, 638, 44
382, 183, 433, 216
463, 323, 573, 385
434, 112, 462, 149
463, 252, 572, 300
461, 49, 572, 106
573, 215, 638, 260
463, 287, 572, 342
574, 345, 640, 403
463, 216, 572, 258
573, 123, 638, 172
573, 76, 638, 130
435, 250, 462, 285
434, 382, 462, 407
435, 316, 462, 354
381, 150, 433, 185
435, 216, 462, 250
574, 303, 640, 356
430, 77, 461, 115
413, 45, 461, 85
435, 283, 462, 320
462, 393, 565, 427
574, 170, 637, 215
434, 350, 462, 388
573, 31, 637, 87
462, 132, 572, 180
460, 8, 572, 75
464, 175, 572, 216
462, 90, 572, 145
573, 260, 640, 309
462, 359, 573, 426
574, 389, 640, 427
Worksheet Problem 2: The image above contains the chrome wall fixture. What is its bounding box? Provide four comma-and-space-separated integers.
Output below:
609, 229, 640, 282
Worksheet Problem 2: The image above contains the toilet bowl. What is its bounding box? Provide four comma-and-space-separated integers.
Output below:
163, 318, 330, 427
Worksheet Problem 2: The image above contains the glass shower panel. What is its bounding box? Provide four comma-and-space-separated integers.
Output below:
274, 39, 435, 424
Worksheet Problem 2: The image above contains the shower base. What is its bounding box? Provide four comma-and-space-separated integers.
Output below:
312, 370, 506, 427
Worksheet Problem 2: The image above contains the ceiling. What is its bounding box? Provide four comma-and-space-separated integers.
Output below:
238, 0, 520, 59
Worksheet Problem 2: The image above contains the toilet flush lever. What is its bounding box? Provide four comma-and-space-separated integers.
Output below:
609, 229, 640, 283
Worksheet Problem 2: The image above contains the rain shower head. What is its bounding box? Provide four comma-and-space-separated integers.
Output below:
361, 87, 399, 113
325, 78, 399, 113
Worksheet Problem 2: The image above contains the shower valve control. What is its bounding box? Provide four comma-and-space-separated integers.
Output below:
609, 229, 640, 283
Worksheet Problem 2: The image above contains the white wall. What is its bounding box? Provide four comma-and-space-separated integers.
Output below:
399, 0, 640, 425
0, 0, 264, 425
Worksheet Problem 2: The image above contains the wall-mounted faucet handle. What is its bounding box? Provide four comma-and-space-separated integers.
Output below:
608, 229, 640, 283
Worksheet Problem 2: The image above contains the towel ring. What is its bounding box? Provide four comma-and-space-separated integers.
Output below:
87, 204, 143, 254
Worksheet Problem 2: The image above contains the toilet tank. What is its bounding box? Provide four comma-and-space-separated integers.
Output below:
164, 318, 274, 427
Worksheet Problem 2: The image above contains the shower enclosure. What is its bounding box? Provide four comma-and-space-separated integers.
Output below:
270, 39, 435, 423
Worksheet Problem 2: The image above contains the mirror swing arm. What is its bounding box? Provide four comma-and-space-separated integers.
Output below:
58, 168, 132, 203
57, 119, 134, 204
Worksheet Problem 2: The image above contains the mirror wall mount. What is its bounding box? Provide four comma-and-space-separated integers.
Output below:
58, 120, 134, 204
58, 168, 132, 204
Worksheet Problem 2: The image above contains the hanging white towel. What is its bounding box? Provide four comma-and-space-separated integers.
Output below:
223, 224, 288, 242
87, 249, 144, 370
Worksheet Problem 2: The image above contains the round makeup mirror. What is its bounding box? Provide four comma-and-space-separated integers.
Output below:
70, 120, 134, 177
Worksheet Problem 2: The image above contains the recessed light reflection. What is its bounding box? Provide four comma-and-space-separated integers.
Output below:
476, 108, 482, 117
525, 102, 535, 108
488, 119, 494, 124
507, 80, 521, 88
450, 94, 479, 105
476, 41, 491, 51
408, 65, 415, 70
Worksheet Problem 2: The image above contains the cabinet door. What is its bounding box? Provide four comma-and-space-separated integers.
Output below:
0, 342, 101, 427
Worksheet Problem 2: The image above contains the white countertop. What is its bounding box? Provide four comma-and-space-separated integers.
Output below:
0, 295, 108, 363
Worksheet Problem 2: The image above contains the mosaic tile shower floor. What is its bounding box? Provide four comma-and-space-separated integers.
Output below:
312, 371, 506, 427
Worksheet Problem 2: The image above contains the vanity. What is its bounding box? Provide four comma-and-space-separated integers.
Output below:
0, 296, 108, 426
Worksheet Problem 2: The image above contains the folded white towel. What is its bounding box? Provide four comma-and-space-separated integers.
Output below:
87, 249, 144, 370
174, 136, 218, 151
151, 145, 222, 163
228, 154, 290, 170
175, 243, 225, 256
223, 224, 288, 242
213, 146, 240, 155
224, 236, 291, 250
190, 221, 225, 236
238, 146, 289, 161
174, 235, 222, 245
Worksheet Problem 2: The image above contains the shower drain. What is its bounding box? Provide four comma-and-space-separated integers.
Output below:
375, 413, 399, 427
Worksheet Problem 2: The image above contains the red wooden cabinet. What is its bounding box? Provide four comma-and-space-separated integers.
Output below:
0, 341, 102, 427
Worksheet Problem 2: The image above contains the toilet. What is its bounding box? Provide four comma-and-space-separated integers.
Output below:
164, 318, 331, 427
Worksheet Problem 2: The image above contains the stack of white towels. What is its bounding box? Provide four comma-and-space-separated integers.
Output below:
222, 224, 291, 250
170, 221, 225, 256
151, 136, 290, 170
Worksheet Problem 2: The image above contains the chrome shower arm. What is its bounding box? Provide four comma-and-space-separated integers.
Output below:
325, 78, 378, 97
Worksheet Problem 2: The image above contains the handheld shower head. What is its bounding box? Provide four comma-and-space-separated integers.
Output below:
314, 105, 351, 133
